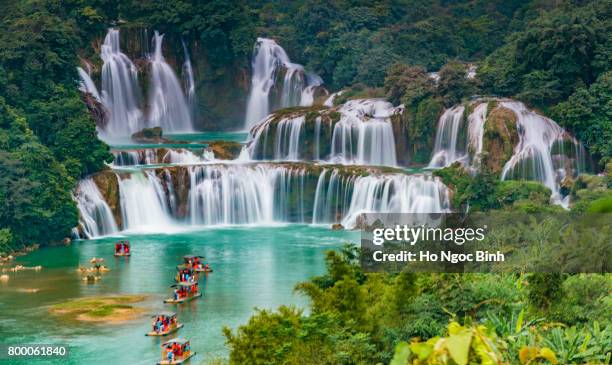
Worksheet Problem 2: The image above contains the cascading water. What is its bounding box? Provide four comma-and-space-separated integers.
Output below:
112, 148, 214, 166
100, 28, 144, 138
77, 163, 451, 236
75, 179, 118, 238
188, 165, 277, 225
77, 67, 101, 101
148, 31, 193, 132
118, 171, 175, 232
244, 38, 323, 130
467, 102, 488, 168
428, 106, 467, 168
181, 39, 197, 119
500, 101, 585, 205
330, 99, 399, 166
248, 99, 399, 166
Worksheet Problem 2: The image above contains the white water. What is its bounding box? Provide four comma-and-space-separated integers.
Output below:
100, 28, 143, 138
340, 173, 450, 227
148, 31, 193, 132
330, 99, 399, 166
77, 67, 101, 100
118, 171, 175, 232
181, 39, 197, 119
75, 179, 118, 238
112, 148, 214, 166
78, 163, 450, 235
467, 102, 488, 168
500, 101, 584, 205
248, 99, 400, 166
244, 38, 323, 130
429, 105, 467, 168
323, 91, 343, 107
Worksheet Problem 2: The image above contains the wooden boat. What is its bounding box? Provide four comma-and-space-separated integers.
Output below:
193, 267, 213, 273
157, 338, 195, 365
114, 241, 131, 256
182, 255, 212, 273
164, 282, 202, 304
146, 312, 183, 336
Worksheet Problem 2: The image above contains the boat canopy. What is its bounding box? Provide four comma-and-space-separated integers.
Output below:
151, 311, 176, 318
170, 282, 198, 288
183, 255, 204, 259
162, 338, 189, 346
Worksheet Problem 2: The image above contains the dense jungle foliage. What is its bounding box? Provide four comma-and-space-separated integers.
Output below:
1, 0, 610, 252
0, 0, 609, 363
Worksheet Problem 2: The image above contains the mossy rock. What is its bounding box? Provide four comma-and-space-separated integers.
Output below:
49, 295, 147, 323
131, 127, 166, 143
206, 141, 243, 160
482, 106, 518, 175
92, 171, 122, 228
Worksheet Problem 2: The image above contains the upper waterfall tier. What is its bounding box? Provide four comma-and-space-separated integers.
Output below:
247, 99, 402, 167
427, 99, 587, 205
99, 28, 144, 138
75, 162, 449, 237
79, 28, 195, 140
244, 38, 326, 130
148, 31, 193, 133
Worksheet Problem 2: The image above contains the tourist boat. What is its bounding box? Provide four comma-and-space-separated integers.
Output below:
157, 338, 195, 365
183, 255, 212, 273
114, 241, 131, 257
146, 312, 183, 337
164, 282, 201, 304
175, 266, 198, 284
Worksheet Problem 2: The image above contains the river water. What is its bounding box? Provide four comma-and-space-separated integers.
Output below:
0, 225, 357, 364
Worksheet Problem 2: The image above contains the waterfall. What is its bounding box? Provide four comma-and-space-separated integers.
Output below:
77, 67, 101, 100
244, 38, 323, 130
188, 165, 276, 225
323, 90, 343, 107
148, 31, 193, 132
118, 171, 174, 232
163, 149, 214, 164
248, 99, 400, 166
500, 101, 585, 205
181, 39, 197, 119
100, 28, 144, 138
75, 179, 118, 238
341, 174, 450, 227
330, 99, 399, 166
467, 102, 488, 168
77, 163, 451, 236
428, 106, 467, 168
112, 148, 214, 166
274, 116, 305, 160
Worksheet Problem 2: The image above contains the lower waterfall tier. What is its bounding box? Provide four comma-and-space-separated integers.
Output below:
74, 162, 450, 237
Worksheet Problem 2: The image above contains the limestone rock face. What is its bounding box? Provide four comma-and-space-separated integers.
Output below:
482, 106, 518, 175
131, 127, 165, 143
91, 171, 122, 228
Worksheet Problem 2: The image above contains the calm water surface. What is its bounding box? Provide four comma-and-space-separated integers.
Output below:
0, 225, 357, 364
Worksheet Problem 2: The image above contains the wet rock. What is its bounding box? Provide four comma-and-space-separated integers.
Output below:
331, 223, 344, 231
131, 127, 167, 143
482, 106, 518, 175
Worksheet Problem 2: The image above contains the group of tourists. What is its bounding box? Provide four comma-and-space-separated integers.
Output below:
152, 314, 176, 334
114, 241, 130, 255
172, 282, 198, 301
163, 340, 191, 363
176, 268, 196, 283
